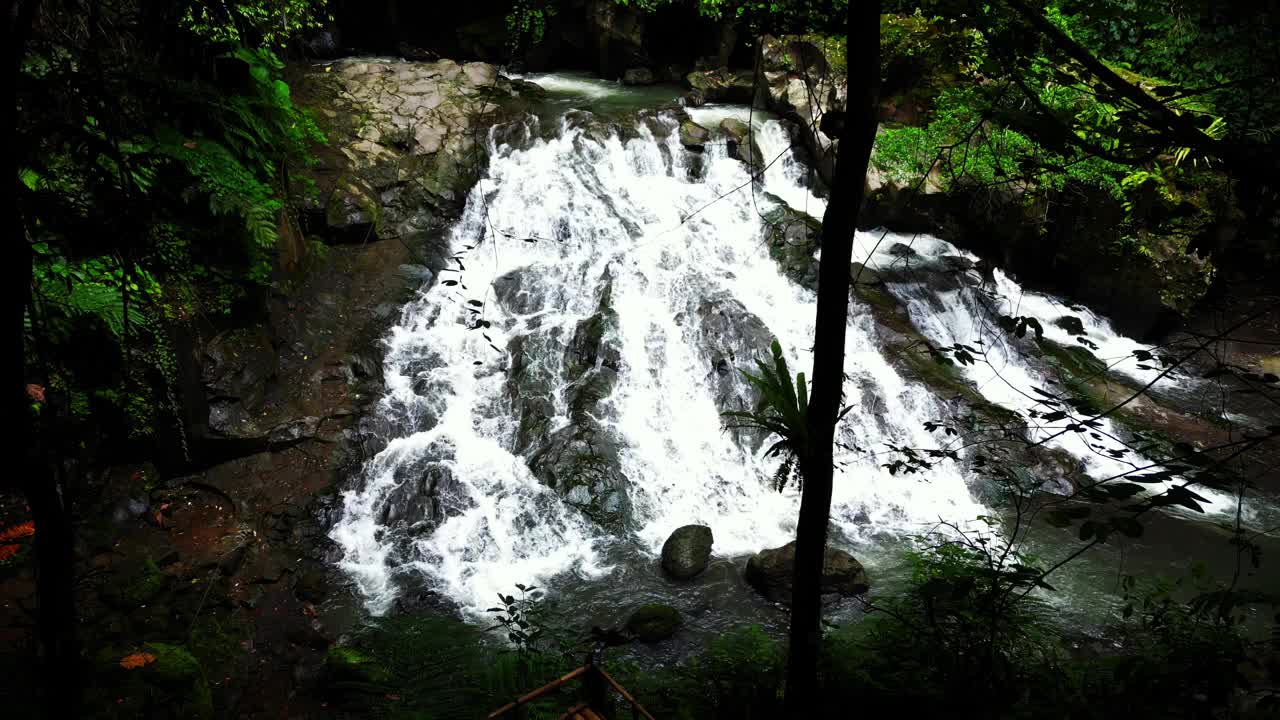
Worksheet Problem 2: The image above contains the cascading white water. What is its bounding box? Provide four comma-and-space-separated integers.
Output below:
332, 90, 986, 617
853, 233, 1244, 516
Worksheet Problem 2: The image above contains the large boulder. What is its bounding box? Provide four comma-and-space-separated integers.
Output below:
679, 119, 711, 150
661, 525, 714, 580
625, 604, 683, 642
719, 117, 765, 169
744, 541, 870, 604
685, 68, 757, 104
526, 421, 630, 528
761, 196, 822, 289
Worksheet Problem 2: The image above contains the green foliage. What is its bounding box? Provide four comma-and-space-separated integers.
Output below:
721, 340, 812, 491
506, 0, 559, 48
20, 3, 325, 449
619, 626, 785, 719
181, 0, 332, 50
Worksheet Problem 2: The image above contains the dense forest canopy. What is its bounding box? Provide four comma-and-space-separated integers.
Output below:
5, 0, 1279, 718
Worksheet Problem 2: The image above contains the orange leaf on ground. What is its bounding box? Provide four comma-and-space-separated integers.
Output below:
0, 522, 35, 542
120, 652, 157, 669
0, 545, 20, 562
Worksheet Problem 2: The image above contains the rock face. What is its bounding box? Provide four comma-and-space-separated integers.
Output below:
626, 604, 683, 642
297, 58, 540, 244
755, 36, 847, 186
744, 541, 870, 604
661, 525, 714, 580
520, 278, 631, 528
684, 294, 775, 450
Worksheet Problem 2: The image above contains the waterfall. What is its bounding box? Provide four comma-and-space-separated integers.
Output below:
853, 233, 1244, 516
332, 97, 984, 617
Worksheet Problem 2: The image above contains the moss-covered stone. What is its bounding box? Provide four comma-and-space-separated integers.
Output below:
626, 604, 683, 643
142, 642, 214, 720
678, 119, 711, 150
325, 645, 393, 685
114, 557, 170, 607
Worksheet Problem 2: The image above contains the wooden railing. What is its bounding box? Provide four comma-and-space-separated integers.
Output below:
487, 659, 656, 720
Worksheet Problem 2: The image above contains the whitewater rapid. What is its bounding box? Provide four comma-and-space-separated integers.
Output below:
330, 79, 1243, 619
331, 95, 985, 616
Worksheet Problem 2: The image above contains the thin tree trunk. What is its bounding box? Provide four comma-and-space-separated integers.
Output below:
9, 2, 83, 716
783, 1, 879, 715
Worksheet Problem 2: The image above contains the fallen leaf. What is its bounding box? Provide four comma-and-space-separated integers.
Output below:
0, 545, 20, 562
0, 522, 34, 542
26, 384, 44, 402
302, 602, 318, 617
385, 694, 401, 701
120, 652, 157, 669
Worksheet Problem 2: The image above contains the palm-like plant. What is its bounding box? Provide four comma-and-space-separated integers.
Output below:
722, 340, 812, 492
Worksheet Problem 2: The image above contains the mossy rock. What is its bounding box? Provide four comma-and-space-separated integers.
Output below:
325, 645, 393, 686
140, 643, 214, 720
678, 120, 711, 149
107, 557, 170, 608
625, 604, 683, 643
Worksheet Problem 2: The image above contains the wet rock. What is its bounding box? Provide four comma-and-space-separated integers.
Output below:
377, 443, 466, 530
720, 117, 764, 169
744, 541, 870, 605
679, 119, 711, 151
625, 604, 683, 642
661, 525, 714, 580
888, 242, 917, 257
494, 265, 550, 315
1055, 315, 1087, 336
761, 196, 821, 289
527, 421, 630, 528
623, 67, 655, 85
682, 89, 707, 107
689, 294, 775, 427
519, 282, 623, 487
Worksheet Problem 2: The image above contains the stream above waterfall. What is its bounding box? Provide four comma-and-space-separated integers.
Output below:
330, 73, 1280, 645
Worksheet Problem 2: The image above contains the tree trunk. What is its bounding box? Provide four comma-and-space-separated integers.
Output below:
783, 1, 880, 715
9, 2, 83, 715
23, 463, 82, 719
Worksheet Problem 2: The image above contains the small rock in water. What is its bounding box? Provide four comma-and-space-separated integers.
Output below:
625, 604, 683, 643
1054, 315, 1087, 336
888, 242, 917, 257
